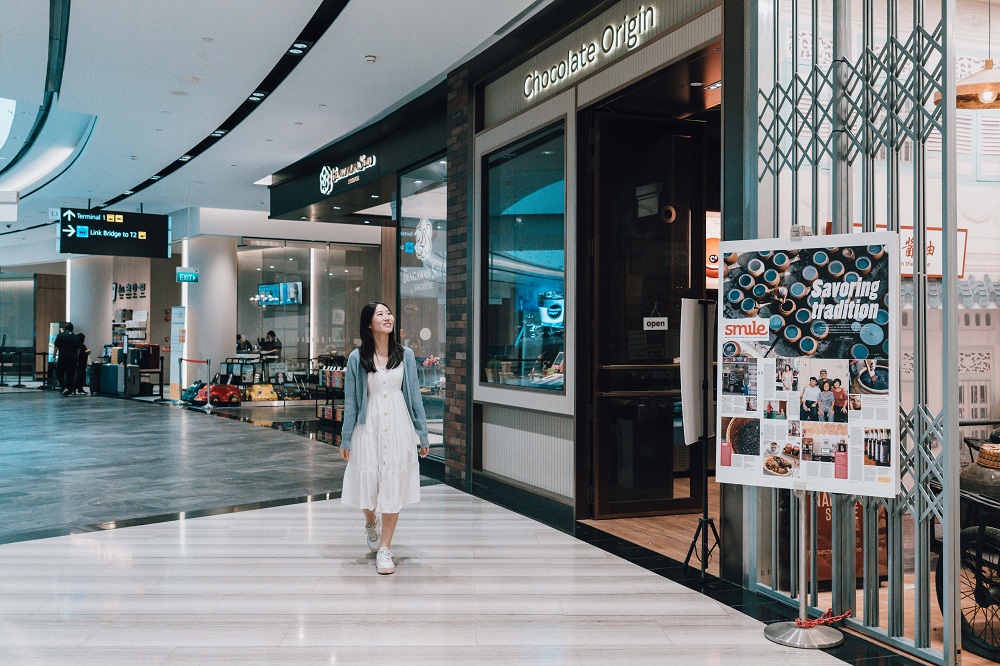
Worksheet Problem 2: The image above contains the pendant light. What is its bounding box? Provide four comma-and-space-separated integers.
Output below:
952, 0, 1000, 108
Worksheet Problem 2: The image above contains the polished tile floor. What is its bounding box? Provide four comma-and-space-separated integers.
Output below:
0, 390, 346, 542
0, 388, 852, 664
0, 485, 847, 665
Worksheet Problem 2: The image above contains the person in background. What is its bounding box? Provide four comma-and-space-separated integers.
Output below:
800, 376, 820, 421
781, 363, 795, 391
260, 330, 282, 359
54, 322, 81, 396
75, 333, 91, 395
818, 379, 836, 422
340, 302, 429, 575
832, 377, 849, 422
236, 334, 252, 353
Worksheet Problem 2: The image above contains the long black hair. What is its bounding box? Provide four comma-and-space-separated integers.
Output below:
358, 301, 404, 373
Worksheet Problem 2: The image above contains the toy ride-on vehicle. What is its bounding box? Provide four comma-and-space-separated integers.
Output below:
191, 383, 242, 406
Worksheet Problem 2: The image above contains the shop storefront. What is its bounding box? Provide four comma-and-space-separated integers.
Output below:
441, 0, 724, 525
269, 92, 448, 458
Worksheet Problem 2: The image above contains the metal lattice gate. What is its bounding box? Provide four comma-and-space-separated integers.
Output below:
727, 0, 962, 661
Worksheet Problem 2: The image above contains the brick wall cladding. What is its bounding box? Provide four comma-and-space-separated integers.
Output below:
444, 66, 471, 489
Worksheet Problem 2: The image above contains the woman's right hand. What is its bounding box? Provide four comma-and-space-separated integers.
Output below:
340, 448, 350, 462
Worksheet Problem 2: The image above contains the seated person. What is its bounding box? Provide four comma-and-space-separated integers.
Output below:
236, 334, 253, 353
260, 330, 282, 358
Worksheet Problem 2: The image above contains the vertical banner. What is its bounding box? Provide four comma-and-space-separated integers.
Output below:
169, 306, 185, 401
715, 232, 900, 498
681, 299, 716, 445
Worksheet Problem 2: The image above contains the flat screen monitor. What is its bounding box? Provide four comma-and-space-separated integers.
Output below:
258, 281, 302, 306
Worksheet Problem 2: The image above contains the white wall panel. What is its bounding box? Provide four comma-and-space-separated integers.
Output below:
482, 404, 574, 500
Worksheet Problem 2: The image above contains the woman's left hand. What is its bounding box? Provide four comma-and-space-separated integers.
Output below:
419, 446, 429, 458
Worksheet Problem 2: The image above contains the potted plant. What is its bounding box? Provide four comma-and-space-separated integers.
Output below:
485, 357, 501, 383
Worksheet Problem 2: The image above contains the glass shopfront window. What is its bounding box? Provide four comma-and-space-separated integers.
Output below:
482, 124, 566, 391
237, 241, 380, 374
399, 157, 448, 457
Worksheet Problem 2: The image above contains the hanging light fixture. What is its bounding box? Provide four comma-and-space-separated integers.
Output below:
953, 0, 1000, 108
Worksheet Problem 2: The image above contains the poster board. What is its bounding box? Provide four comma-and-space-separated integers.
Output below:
715, 232, 900, 498
168, 306, 185, 401
681, 299, 716, 445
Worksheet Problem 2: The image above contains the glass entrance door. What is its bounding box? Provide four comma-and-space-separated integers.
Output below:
590, 113, 706, 518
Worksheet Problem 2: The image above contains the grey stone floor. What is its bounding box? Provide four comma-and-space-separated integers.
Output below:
0, 389, 348, 542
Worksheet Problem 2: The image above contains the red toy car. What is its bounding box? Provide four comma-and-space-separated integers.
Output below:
192, 383, 242, 406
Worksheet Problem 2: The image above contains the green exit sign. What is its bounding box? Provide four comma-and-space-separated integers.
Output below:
176, 267, 199, 283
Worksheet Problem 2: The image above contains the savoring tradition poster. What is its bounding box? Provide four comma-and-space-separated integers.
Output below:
716, 232, 900, 498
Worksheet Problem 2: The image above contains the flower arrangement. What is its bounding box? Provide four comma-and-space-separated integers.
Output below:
422, 355, 440, 368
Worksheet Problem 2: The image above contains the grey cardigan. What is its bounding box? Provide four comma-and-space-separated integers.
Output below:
340, 346, 429, 450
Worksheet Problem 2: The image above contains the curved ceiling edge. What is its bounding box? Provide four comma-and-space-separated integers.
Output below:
100, 0, 351, 209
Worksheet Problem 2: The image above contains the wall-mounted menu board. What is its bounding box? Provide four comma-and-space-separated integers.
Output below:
715, 232, 900, 498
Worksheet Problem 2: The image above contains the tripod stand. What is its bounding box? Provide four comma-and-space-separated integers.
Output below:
682, 300, 720, 580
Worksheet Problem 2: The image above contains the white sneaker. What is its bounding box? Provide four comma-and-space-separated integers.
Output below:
376, 547, 395, 575
365, 521, 380, 554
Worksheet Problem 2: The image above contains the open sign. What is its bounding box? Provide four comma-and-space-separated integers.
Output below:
643, 317, 669, 330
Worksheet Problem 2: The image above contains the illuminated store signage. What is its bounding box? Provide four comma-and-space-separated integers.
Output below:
522, 5, 656, 99
319, 154, 377, 195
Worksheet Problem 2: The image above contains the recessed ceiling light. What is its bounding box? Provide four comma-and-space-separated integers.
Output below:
328, 272, 333, 276
300, 216, 307, 220
289, 48, 304, 55
211, 129, 227, 137
293, 42, 308, 49
269, 265, 275, 268
364, 220, 370, 224
414, 180, 423, 184
370, 194, 378, 198
690, 81, 703, 87
541, 150, 553, 155
150, 175, 162, 180
179, 155, 192, 161
705, 80, 723, 90
289, 257, 294, 260
257, 268, 261, 271
438, 160, 446, 165
344, 269, 349, 273
332, 206, 341, 210
124, 190, 134, 195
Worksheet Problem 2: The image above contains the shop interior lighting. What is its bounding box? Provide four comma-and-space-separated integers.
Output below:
705, 80, 723, 90
690, 81, 703, 87
123, 190, 133, 195
210, 129, 227, 137
940, 0, 1000, 108
178, 155, 192, 162
371, 194, 379, 198
150, 175, 162, 180
248, 91, 269, 102
364, 220, 370, 224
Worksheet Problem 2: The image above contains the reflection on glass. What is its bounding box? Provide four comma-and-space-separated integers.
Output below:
483, 124, 565, 391
400, 157, 447, 458
236, 242, 380, 375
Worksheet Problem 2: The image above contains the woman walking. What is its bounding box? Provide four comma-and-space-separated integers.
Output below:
340, 302, 429, 574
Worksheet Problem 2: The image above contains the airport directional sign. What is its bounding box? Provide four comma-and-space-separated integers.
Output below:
57, 208, 171, 258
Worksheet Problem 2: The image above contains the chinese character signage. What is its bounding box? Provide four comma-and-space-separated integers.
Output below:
716, 232, 900, 498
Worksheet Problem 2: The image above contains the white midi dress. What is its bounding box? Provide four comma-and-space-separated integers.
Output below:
341, 363, 421, 514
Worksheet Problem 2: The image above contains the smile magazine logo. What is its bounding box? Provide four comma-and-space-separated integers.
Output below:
722, 317, 770, 340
